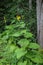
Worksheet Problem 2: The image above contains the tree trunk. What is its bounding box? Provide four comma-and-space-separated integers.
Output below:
40, 3, 43, 48
29, 0, 32, 10
36, 0, 43, 48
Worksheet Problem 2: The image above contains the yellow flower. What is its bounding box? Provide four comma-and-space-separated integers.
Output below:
16, 15, 21, 21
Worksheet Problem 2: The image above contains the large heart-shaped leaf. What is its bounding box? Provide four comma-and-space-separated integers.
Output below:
15, 48, 27, 59
12, 31, 22, 37
31, 55, 43, 63
24, 32, 33, 38
8, 44, 17, 52
18, 39, 30, 48
26, 51, 43, 63
11, 29, 26, 37
29, 43, 40, 49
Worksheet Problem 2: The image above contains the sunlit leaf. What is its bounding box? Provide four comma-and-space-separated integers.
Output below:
15, 48, 27, 59
24, 32, 33, 38
18, 39, 29, 48
18, 61, 27, 65
29, 43, 40, 49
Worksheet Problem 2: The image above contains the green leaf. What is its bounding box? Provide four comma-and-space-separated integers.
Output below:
2, 35, 9, 40
18, 61, 27, 65
5, 25, 14, 30
11, 29, 26, 37
19, 22, 25, 28
24, 32, 33, 38
11, 31, 22, 37
8, 44, 17, 52
0, 63, 2, 65
15, 48, 27, 59
18, 39, 29, 48
11, 19, 15, 24
28, 61, 32, 65
26, 51, 43, 63
20, 29, 26, 34
31, 55, 43, 63
29, 43, 40, 49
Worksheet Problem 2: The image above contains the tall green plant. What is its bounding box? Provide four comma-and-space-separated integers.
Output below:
0, 19, 43, 65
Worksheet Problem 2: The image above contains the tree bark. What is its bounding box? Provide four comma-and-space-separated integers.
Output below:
29, 0, 32, 10
36, 0, 43, 48
40, 3, 43, 48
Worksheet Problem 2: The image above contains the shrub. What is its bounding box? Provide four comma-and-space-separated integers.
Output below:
0, 20, 43, 65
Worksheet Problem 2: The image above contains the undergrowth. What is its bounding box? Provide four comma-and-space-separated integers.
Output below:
0, 19, 43, 65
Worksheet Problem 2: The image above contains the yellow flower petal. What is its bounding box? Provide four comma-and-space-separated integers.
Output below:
16, 15, 21, 21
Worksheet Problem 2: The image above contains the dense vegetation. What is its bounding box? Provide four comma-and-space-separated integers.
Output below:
0, 0, 36, 37
0, 0, 43, 65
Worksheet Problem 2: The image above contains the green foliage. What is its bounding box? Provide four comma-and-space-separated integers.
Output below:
0, 0, 43, 65
29, 43, 40, 49
15, 48, 27, 59
0, 20, 43, 65
18, 39, 29, 48
18, 61, 27, 65
0, 0, 37, 38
